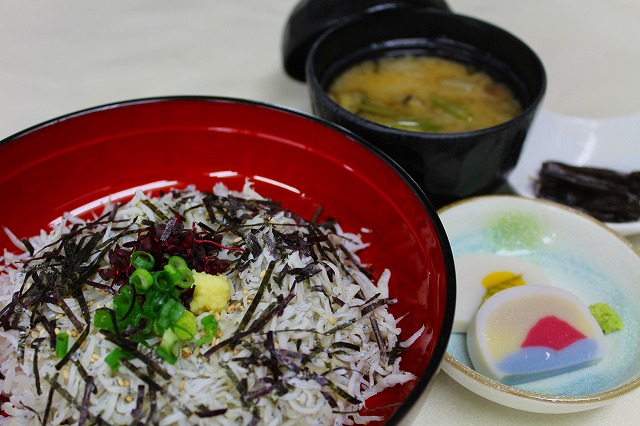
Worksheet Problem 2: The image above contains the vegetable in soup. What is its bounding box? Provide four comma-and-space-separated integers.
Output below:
329, 55, 522, 133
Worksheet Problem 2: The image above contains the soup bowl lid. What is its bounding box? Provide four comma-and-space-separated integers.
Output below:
281, 0, 451, 82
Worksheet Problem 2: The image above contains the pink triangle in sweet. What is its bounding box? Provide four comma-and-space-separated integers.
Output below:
520, 315, 587, 351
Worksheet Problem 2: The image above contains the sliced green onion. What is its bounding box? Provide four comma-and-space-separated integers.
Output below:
113, 294, 132, 323
130, 250, 155, 270
430, 94, 471, 121
55, 332, 69, 358
104, 347, 133, 371
153, 299, 185, 335
132, 311, 154, 336
93, 308, 116, 332
163, 262, 194, 290
196, 315, 218, 346
129, 268, 154, 294
176, 266, 194, 288
172, 310, 197, 340
163, 264, 182, 284
167, 256, 188, 270
143, 290, 170, 318
157, 328, 180, 364
153, 270, 174, 292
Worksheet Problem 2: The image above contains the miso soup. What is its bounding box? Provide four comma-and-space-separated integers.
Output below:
328, 55, 522, 133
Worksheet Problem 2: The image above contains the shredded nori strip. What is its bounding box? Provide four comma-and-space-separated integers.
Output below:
42, 375, 56, 425
46, 375, 112, 426
222, 364, 259, 416
73, 360, 97, 395
119, 359, 161, 392
361, 298, 397, 316
194, 407, 228, 418
141, 199, 169, 222
78, 377, 96, 426
21, 238, 35, 256
132, 385, 146, 421
55, 326, 90, 370
237, 260, 276, 333
330, 341, 360, 352
369, 316, 387, 356
147, 389, 159, 426
333, 401, 403, 414
327, 380, 362, 405
101, 330, 171, 380
31, 336, 47, 395
338, 243, 374, 280
204, 286, 297, 357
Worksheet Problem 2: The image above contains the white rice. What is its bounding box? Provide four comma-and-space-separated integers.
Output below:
0, 181, 419, 425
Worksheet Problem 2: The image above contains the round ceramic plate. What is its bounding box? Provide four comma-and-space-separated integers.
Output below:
438, 195, 640, 413
508, 109, 640, 236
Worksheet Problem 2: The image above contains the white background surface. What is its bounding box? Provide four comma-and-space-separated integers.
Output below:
1, 0, 639, 424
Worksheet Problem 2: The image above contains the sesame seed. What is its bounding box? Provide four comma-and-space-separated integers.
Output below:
179, 380, 185, 391
124, 395, 133, 403
259, 270, 266, 279
91, 354, 100, 363
216, 328, 223, 338
328, 316, 336, 325
226, 305, 235, 314
30, 330, 39, 339
242, 288, 249, 296
117, 378, 125, 387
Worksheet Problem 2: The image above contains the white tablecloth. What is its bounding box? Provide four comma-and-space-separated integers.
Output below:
1, 1, 639, 424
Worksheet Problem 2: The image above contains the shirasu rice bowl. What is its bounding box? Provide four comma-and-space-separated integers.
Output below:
0, 181, 423, 425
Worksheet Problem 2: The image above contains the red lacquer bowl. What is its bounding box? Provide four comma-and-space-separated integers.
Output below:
0, 97, 455, 424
